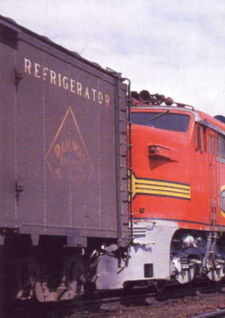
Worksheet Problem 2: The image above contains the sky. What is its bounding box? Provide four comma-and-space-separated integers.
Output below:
1, 0, 225, 116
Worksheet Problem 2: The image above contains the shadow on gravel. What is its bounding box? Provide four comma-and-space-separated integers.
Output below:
7, 299, 119, 318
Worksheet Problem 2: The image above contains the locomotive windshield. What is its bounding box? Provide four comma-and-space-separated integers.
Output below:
130, 112, 190, 132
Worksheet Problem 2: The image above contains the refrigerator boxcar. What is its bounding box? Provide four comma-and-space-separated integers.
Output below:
0, 15, 131, 306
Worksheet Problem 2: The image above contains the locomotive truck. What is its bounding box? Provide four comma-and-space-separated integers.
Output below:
1, 14, 225, 314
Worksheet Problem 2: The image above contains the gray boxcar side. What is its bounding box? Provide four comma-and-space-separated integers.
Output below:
0, 16, 130, 247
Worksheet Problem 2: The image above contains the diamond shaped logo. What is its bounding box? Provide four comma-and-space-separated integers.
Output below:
46, 107, 93, 185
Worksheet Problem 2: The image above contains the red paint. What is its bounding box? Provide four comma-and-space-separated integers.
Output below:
131, 105, 225, 232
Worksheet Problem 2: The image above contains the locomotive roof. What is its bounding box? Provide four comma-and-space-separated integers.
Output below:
197, 109, 225, 136
131, 103, 225, 136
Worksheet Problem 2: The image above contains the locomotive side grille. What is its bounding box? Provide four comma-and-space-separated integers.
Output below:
133, 227, 147, 237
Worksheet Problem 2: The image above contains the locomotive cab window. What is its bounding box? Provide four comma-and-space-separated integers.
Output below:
194, 124, 205, 152
219, 135, 225, 161
130, 112, 190, 132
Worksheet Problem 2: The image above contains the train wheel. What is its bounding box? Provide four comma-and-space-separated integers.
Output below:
175, 267, 195, 284
207, 267, 224, 282
34, 281, 58, 302
172, 257, 195, 284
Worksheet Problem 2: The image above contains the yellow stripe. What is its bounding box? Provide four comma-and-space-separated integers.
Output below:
131, 173, 191, 199
135, 188, 191, 199
135, 184, 190, 194
135, 179, 190, 190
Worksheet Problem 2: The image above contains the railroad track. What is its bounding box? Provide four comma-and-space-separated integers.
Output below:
6, 280, 225, 318
193, 309, 225, 318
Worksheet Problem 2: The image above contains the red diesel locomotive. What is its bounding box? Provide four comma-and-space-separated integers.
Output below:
96, 91, 225, 288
